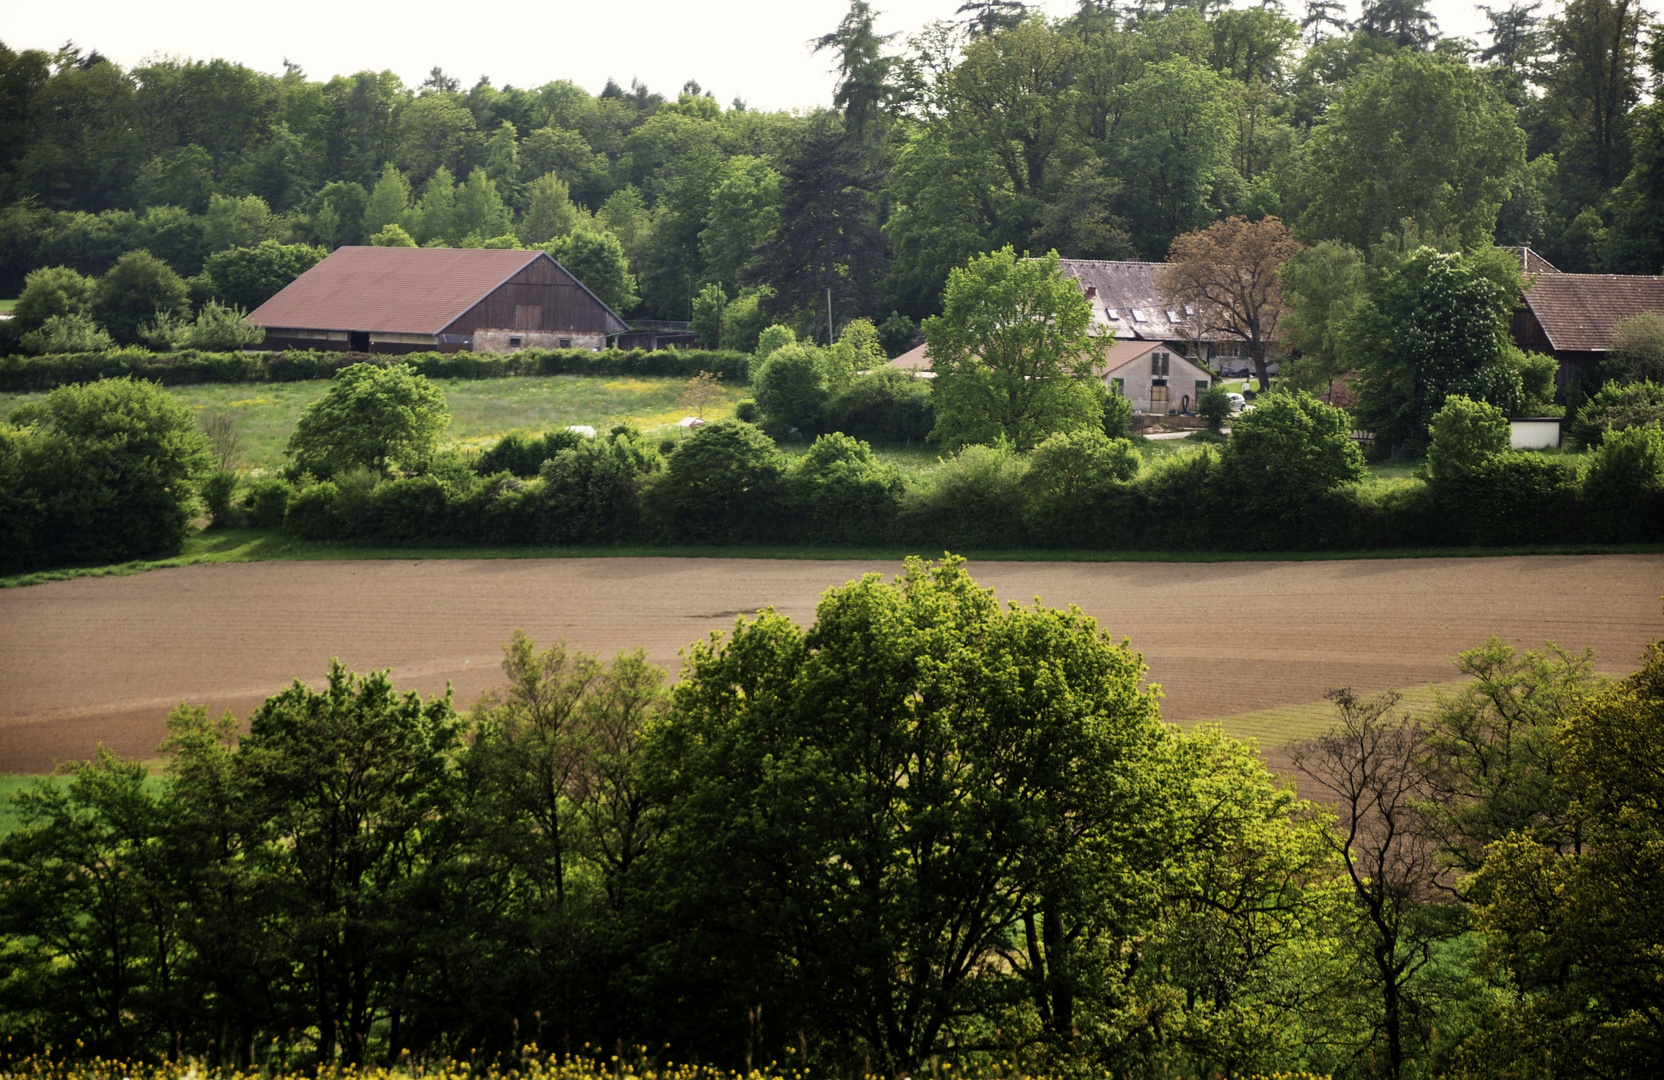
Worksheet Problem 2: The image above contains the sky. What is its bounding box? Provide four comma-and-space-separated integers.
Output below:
0, 0, 1654, 114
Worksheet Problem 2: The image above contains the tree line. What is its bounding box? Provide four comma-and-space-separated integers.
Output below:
1, 558, 1660, 1079
1, 0, 1660, 345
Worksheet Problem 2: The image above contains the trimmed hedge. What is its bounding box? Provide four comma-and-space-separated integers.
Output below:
226, 425, 1664, 553
0, 346, 753, 391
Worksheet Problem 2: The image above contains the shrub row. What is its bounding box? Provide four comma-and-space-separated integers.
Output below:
0, 346, 753, 391
240, 416, 1664, 553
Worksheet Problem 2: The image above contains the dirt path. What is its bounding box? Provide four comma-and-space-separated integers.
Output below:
1, 555, 1660, 772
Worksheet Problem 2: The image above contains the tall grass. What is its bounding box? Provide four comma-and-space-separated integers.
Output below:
0, 376, 752, 471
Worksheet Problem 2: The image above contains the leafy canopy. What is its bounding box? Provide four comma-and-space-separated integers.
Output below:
285, 362, 451, 477
924, 246, 1101, 450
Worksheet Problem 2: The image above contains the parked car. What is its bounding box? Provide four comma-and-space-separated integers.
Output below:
1226, 392, 1246, 414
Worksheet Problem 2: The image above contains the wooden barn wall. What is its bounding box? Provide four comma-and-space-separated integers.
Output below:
1511, 307, 1554, 351
444, 258, 617, 335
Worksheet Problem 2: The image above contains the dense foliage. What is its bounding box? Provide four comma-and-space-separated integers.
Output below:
2, 0, 1659, 350
0, 557, 1656, 1080
0, 377, 212, 572
0, 346, 755, 392
285, 362, 452, 476
204, 402, 1664, 553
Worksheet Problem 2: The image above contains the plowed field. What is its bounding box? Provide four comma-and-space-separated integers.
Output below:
1, 555, 1660, 773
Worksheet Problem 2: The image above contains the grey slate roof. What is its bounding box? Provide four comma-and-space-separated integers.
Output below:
1056, 259, 1230, 342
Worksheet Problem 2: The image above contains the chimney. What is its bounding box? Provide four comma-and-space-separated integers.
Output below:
1084, 285, 1097, 299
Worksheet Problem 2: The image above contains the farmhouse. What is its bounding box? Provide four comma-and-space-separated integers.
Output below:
247, 246, 629, 354
888, 338, 1213, 417
1097, 339, 1215, 417
1506, 246, 1664, 387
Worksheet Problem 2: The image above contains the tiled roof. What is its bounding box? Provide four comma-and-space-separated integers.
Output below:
248, 246, 546, 335
888, 338, 1170, 376
888, 342, 932, 370
1057, 259, 1231, 342
1522, 273, 1664, 352
1094, 339, 1160, 374
1501, 246, 1562, 275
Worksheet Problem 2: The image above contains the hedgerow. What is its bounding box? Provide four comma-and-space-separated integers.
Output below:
0, 346, 753, 392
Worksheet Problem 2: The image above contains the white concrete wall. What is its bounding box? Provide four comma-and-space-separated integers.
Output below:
1510, 419, 1562, 450
472, 329, 606, 353
1104, 349, 1215, 415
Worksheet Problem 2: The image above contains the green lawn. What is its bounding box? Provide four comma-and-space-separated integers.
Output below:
0, 374, 752, 471
0, 775, 60, 835
0, 298, 15, 313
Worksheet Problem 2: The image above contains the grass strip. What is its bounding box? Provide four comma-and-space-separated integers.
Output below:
4, 529, 1662, 590
1184, 680, 1474, 749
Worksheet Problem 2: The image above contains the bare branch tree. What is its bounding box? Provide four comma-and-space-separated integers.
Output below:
202, 410, 242, 472
676, 370, 725, 419
1290, 689, 1461, 1080
1157, 215, 1301, 393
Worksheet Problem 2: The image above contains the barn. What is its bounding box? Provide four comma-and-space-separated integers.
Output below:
1506, 246, 1664, 388
247, 246, 630, 354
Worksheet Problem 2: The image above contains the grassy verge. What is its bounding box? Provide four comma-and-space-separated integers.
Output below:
5, 528, 1661, 589
1184, 680, 1475, 748
0, 375, 752, 471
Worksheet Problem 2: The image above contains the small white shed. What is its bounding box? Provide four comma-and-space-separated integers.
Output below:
1510, 418, 1562, 450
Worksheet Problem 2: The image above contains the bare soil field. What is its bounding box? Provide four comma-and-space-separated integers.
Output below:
0, 554, 1660, 773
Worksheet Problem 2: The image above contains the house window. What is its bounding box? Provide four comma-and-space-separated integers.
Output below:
1105, 308, 1120, 320
1111, 377, 1125, 395
1167, 310, 1182, 323
558, 337, 572, 348
1150, 351, 1170, 377
509, 336, 522, 348
1130, 308, 1148, 322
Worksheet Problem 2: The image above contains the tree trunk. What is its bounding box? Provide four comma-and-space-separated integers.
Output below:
1381, 949, 1403, 1080
1042, 902, 1073, 1042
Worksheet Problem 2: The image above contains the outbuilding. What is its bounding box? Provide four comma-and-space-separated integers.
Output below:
247, 246, 629, 354
1506, 246, 1664, 388
1096, 339, 1214, 417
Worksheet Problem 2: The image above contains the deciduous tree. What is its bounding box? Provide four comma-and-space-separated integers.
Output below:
1158, 215, 1301, 392
923, 246, 1100, 449
285, 362, 450, 476
1302, 53, 1525, 250
1291, 690, 1463, 1080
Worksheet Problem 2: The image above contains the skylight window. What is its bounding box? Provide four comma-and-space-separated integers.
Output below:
1105, 308, 1120, 320
1130, 308, 1147, 322
1167, 310, 1182, 323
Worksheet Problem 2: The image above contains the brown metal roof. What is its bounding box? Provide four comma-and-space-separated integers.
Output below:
1521, 273, 1664, 352
248, 246, 553, 335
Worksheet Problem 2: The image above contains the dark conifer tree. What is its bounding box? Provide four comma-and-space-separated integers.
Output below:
749, 117, 887, 337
